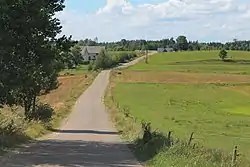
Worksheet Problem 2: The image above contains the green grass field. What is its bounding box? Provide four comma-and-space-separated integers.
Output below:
60, 65, 88, 75
129, 51, 250, 74
106, 50, 250, 166
114, 83, 250, 152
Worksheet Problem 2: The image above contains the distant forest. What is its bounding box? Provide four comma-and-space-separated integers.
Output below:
77, 36, 250, 52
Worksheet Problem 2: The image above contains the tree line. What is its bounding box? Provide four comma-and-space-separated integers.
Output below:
78, 37, 250, 52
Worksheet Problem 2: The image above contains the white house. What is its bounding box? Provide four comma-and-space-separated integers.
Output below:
80, 46, 105, 61
157, 47, 174, 53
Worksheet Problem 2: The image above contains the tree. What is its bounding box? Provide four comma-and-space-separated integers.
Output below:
70, 45, 84, 66
54, 36, 77, 69
94, 49, 112, 70
218, 49, 228, 61
0, 0, 70, 119
176, 36, 188, 51
94, 37, 98, 43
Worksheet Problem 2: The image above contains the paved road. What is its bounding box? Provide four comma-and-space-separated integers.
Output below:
0, 53, 157, 167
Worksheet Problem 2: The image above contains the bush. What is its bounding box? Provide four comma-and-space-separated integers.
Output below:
110, 51, 137, 64
82, 61, 90, 65
88, 62, 94, 71
218, 49, 228, 60
92, 51, 138, 70
94, 49, 113, 70
27, 103, 54, 122
0, 112, 26, 135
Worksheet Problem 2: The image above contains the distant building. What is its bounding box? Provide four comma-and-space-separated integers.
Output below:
80, 46, 105, 61
157, 47, 174, 53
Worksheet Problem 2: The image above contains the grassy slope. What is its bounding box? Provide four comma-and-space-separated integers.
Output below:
106, 51, 250, 167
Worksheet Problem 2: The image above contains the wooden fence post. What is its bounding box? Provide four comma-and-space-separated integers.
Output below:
145, 50, 148, 64
1, 131, 4, 150
188, 132, 194, 146
167, 131, 173, 146
232, 146, 239, 167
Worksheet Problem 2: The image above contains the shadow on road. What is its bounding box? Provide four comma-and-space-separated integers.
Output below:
51, 129, 120, 135
0, 140, 139, 167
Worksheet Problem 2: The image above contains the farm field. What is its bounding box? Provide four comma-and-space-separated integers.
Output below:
106, 51, 250, 166
129, 51, 250, 75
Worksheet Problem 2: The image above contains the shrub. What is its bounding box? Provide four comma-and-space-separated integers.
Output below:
94, 49, 113, 70
92, 51, 138, 70
88, 62, 94, 71
110, 51, 137, 64
82, 61, 90, 65
218, 49, 228, 61
27, 103, 54, 122
0, 112, 26, 135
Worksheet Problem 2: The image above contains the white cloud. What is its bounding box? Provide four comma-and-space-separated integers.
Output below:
57, 0, 250, 42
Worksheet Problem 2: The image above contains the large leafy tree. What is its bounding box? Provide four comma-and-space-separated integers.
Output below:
0, 0, 70, 118
176, 35, 188, 51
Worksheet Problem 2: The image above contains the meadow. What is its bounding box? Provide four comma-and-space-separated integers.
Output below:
129, 51, 250, 74
106, 50, 250, 166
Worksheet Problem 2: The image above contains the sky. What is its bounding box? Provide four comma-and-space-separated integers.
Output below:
56, 0, 250, 42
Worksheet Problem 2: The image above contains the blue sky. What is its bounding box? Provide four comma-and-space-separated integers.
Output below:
57, 0, 250, 42
64, 0, 166, 13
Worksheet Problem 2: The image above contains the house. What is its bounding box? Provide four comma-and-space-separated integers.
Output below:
157, 48, 165, 53
80, 46, 105, 61
157, 47, 174, 53
165, 48, 174, 52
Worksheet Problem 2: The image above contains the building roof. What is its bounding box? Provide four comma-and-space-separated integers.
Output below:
81, 46, 105, 54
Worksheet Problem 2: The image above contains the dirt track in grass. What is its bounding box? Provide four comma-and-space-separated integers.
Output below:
114, 71, 250, 84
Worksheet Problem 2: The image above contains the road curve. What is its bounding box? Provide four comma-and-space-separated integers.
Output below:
0, 53, 156, 167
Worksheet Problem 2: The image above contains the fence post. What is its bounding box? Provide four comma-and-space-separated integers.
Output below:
193, 143, 196, 149
167, 131, 172, 146
1, 131, 4, 150
145, 50, 148, 64
232, 146, 239, 167
188, 132, 194, 146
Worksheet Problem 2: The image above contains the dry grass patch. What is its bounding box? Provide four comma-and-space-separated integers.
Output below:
42, 73, 97, 128
224, 85, 250, 97
114, 71, 250, 84
39, 75, 88, 110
